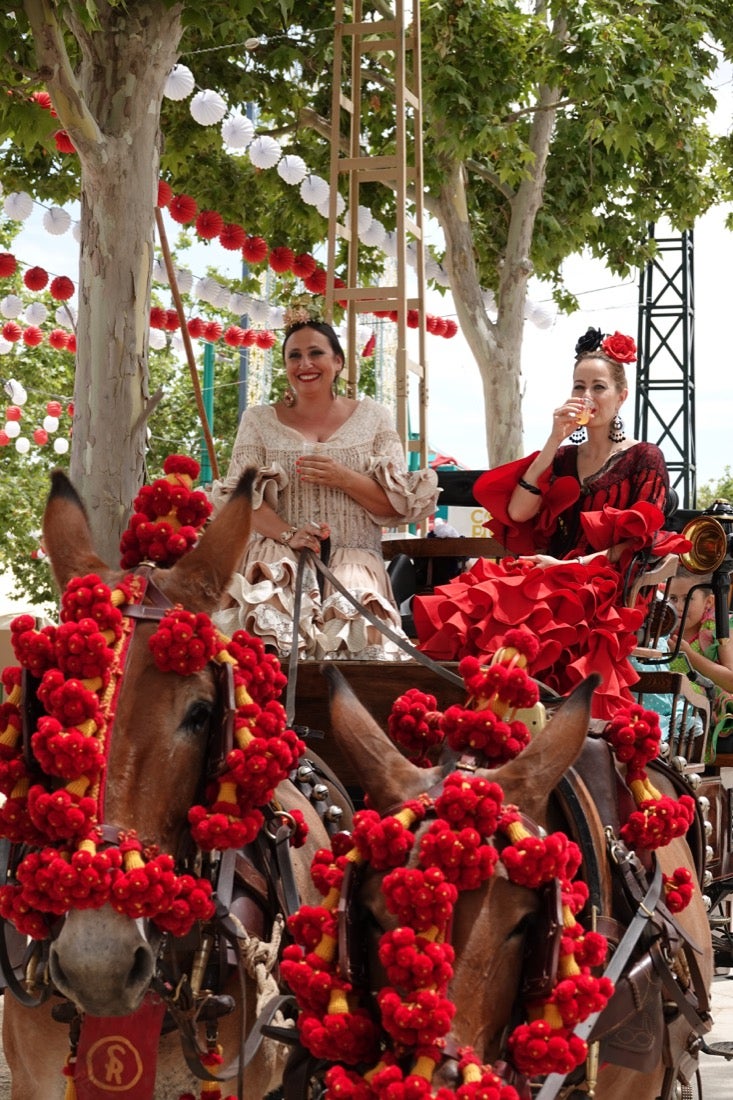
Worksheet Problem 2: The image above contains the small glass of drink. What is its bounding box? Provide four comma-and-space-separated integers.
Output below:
576, 395, 595, 426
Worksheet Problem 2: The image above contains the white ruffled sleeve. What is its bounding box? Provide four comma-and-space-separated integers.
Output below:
363, 404, 440, 524
208, 407, 288, 512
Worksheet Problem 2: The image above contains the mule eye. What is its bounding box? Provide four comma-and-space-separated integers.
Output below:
182, 701, 214, 736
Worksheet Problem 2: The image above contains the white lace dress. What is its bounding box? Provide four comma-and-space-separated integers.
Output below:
209, 398, 440, 659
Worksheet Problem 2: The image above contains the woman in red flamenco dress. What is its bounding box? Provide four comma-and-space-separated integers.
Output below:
413, 328, 690, 720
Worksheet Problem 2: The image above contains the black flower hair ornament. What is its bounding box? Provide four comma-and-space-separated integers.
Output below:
574, 327, 603, 357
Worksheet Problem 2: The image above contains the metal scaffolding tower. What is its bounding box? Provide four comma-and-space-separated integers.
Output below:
325, 0, 428, 468
636, 226, 696, 508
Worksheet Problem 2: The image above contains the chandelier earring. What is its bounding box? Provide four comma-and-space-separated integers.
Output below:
569, 426, 587, 445
282, 385, 297, 408
609, 414, 625, 443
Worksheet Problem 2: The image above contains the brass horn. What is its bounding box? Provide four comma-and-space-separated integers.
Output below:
680, 514, 730, 575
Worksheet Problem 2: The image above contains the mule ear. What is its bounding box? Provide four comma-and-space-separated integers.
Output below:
324, 665, 443, 814
490, 674, 599, 823
43, 470, 110, 590
162, 470, 255, 614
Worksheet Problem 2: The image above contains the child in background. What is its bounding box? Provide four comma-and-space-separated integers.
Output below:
667, 565, 733, 755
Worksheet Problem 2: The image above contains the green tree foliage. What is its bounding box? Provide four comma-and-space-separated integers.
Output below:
697, 468, 733, 510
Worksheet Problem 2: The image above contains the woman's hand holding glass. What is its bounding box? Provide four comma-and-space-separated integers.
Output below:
552, 395, 596, 440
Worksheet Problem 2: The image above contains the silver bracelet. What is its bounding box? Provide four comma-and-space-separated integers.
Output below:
279, 526, 298, 544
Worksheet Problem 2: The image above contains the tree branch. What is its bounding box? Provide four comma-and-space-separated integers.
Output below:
465, 159, 515, 201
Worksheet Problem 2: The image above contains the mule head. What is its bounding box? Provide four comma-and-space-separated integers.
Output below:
41, 467, 255, 1015
326, 667, 599, 1069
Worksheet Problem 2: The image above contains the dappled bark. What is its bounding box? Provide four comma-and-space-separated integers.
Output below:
24, 0, 184, 562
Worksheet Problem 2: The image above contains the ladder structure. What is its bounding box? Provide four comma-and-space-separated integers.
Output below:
324, 0, 428, 467
636, 225, 696, 508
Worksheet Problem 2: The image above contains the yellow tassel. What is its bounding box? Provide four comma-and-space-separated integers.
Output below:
9, 778, 29, 801
314, 932, 337, 963
364, 1059, 389, 1083
0, 722, 21, 750
505, 819, 531, 844
6, 683, 22, 706
395, 805, 419, 829
629, 777, 662, 804
63, 1079, 77, 1100
234, 683, 254, 709
66, 777, 91, 799
462, 1063, 482, 1084
543, 1003, 565, 1030
81, 677, 103, 694
412, 1055, 437, 1080
216, 781, 238, 808
123, 849, 145, 872
328, 986, 349, 1014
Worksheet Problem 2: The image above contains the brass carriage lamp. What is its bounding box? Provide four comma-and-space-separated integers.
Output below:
680, 498, 733, 640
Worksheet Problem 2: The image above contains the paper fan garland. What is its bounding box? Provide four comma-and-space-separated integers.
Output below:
190, 90, 227, 126
3, 191, 34, 221
25, 302, 48, 326
300, 175, 329, 207
277, 154, 308, 185
249, 135, 281, 170
1, 295, 24, 319
164, 64, 195, 101
221, 112, 255, 150
360, 218, 387, 248
43, 207, 72, 235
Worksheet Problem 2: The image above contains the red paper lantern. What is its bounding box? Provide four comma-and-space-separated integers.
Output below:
48, 328, 69, 350
168, 194, 198, 224
203, 321, 223, 343
303, 268, 327, 294
268, 246, 295, 274
240, 329, 256, 347
219, 223, 246, 251
157, 179, 173, 208
292, 252, 317, 279
33, 428, 49, 446
187, 318, 205, 338
388, 310, 399, 322
49, 275, 75, 301
5, 406, 22, 421
430, 316, 448, 336
164, 310, 180, 331
224, 325, 244, 347
241, 236, 269, 264
333, 276, 347, 308
407, 310, 420, 329
67, 403, 75, 417
2, 322, 22, 342
442, 319, 458, 338
255, 330, 276, 349
0, 253, 17, 278
66, 334, 77, 353
31, 91, 54, 112
0, 430, 9, 447
22, 326, 44, 346
195, 210, 224, 240
46, 401, 63, 418
23, 266, 49, 291
149, 306, 166, 328
54, 130, 76, 154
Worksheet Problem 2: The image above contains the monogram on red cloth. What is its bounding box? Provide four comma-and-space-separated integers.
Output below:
71, 994, 166, 1099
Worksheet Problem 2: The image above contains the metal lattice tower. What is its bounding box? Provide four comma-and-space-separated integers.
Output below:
325, 0, 428, 467
635, 225, 696, 508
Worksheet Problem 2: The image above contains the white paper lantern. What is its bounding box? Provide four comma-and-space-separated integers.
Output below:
433, 266, 451, 288
72, 221, 81, 243
3, 191, 33, 221
4, 420, 21, 439
0, 338, 12, 355
249, 135, 281, 170
228, 292, 250, 315
269, 305, 285, 329
53, 437, 70, 455
1, 294, 23, 319
195, 276, 221, 305
360, 218, 387, 248
277, 155, 307, 185
248, 297, 271, 325
152, 258, 167, 284
148, 328, 166, 350
381, 231, 398, 259
482, 289, 497, 312
43, 415, 59, 433
530, 302, 556, 330
190, 89, 227, 126
425, 255, 441, 280
164, 64, 195, 101
221, 112, 255, 150
406, 242, 417, 268
55, 304, 77, 327
43, 206, 71, 235
15, 436, 30, 454
316, 192, 346, 219
25, 302, 48, 325
171, 333, 185, 356
3, 379, 27, 403
175, 268, 193, 296
300, 175, 329, 207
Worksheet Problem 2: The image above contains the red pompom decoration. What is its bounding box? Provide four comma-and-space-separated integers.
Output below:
23, 326, 44, 347
219, 223, 246, 251
48, 328, 69, 350
195, 209, 224, 240
149, 306, 167, 329
241, 236, 269, 264
224, 325, 245, 347
292, 253, 317, 279
203, 321, 223, 343
2, 322, 22, 343
442, 318, 458, 337
157, 179, 173, 208
149, 609, 218, 675
0, 253, 18, 278
303, 268, 328, 294
268, 246, 295, 273
54, 130, 76, 153
255, 330, 276, 349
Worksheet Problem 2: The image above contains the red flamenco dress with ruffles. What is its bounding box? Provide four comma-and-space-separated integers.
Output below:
413, 442, 690, 719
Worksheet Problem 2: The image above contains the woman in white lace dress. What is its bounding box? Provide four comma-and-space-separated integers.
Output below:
209, 318, 439, 659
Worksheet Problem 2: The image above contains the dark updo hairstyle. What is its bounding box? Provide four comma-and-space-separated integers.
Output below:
573, 326, 627, 391
281, 320, 346, 369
